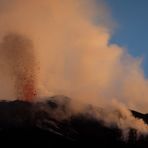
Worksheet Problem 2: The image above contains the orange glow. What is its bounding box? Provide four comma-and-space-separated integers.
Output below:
22, 79, 37, 102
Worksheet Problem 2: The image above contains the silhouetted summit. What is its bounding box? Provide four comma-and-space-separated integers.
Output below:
0, 96, 148, 147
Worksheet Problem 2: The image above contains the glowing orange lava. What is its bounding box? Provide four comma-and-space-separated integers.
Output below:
22, 79, 37, 102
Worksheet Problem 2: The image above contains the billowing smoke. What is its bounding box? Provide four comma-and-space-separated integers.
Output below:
0, 33, 37, 101
0, 0, 148, 137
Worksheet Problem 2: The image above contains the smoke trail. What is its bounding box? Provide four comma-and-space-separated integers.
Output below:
0, 33, 37, 101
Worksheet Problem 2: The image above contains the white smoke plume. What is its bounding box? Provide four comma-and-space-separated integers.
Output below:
0, 0, 148, 137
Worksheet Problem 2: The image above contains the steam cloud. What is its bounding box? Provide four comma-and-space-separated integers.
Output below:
0, 0, 148, 137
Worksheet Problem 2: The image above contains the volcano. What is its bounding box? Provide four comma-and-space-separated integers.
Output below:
0, 96, 147, 147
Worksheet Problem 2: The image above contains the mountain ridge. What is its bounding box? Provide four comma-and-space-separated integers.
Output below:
0, 96, 148, 147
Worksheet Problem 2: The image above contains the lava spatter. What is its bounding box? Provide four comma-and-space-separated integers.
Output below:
1, 33, 38, 101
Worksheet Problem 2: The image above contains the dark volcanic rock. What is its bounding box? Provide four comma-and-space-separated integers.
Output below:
0, 96, 148, 147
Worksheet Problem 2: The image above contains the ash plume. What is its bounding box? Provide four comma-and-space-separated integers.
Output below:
0, 33, 37, 101
0, 0, 147, 139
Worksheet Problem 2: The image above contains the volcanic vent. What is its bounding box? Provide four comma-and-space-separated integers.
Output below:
1, 33, 37, 101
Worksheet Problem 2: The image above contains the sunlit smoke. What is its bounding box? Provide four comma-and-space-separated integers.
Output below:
0, 0, 148, 137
